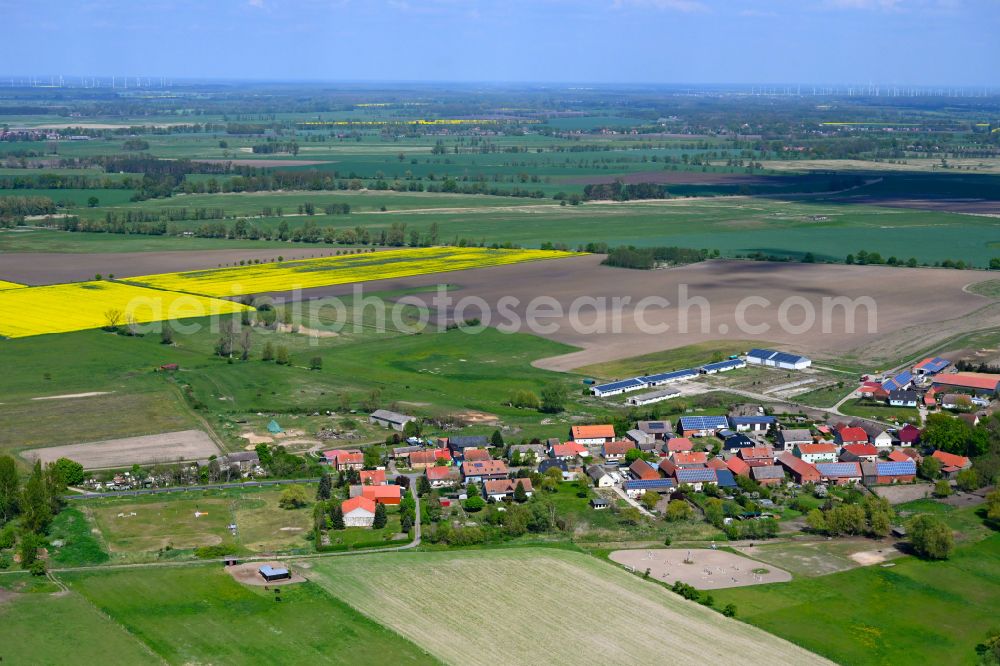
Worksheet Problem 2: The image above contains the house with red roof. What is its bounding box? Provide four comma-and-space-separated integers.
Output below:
662, 437, 694, 456
551, 441, 589, 461
777, 453, 820, 484
839, 443, 878, 464
342, 496, 377, 527
483, 478, 533, 502
361, 484, 402, 505
706, 457, 728, 470
570, 424, 616, 445
931, 372, 1000, 396
931, 450, 972, 479
671, 451, 708, 467
602, 440, 636, 463
426, 465, 457, 488
324, 449, 364, 471
409, 448, 451, 470
897, 424, 921, 447
629, 459, 660, 481
463, 448, 493, 463
794, 442, 838, 464
359, 469, 387, 486
461, 459, 509, 483
725, 456, 751, 477
835, 426, 869, 447
737, 447, 775, 466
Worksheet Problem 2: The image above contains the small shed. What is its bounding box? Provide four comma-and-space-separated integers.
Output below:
267, 420, 284, 434
891, 526, 906, 539
589, 498, 610, 510
259, 565, 291, 582
223, 555, 239, 567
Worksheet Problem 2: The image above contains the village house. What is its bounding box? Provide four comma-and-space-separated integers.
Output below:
570, 424, 616, 445
223, 451, 260, 474
342, 496, 377, 527
628, 459, 660, 481
874, 460, 917, 484
551, 441, 589, 461
324, 449, 364, 471
368, 409, 417, 432
839, 443, 878, 464
738, 446, 776, 466
897, 424, 921, 447
677, 415, 729, 438
931, 450, 971, 479
362, 484, 402, 505
888, 389, 918, 407
636, 420, 673, 440
602, 440, 636, 463
484, 478, 533, 502
409, 448, 450, 470
463, 448, 493, 462
673, 467, 717, 492
445, 435, 491, 460
393, 445, 423, 461
940, 393, 974, 411
777, 453, 820, 484
722, 433, 756, 452
777, 428, 814, 452
624, 478, 675, 498
751, 465, 785, 487
725, 456, 751, 477
508, 444, 546, 463
425, 465, 456, 488
849, 420, 894, 448
663, 437, 695, 455
815, 462, 863, 485
729, 415, 776, 433
461, 459, 509, 484
625, 429, 656, 448
834, 426, 869, 447
359, 469, 387, 486
794, 443, 838, 464
587, 465, 615, 487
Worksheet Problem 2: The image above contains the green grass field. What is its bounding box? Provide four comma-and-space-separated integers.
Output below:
63, 565, 438, 665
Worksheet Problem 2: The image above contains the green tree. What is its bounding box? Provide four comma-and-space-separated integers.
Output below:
87, 196, 99, 207
923, 413, 975, 455
806, 508, 827, 533
417, 475, 431, 497
20, 461, 52, 533
665, 500, 691, 522
275, 346, 290, 365
309, 356, 323, 370
640, 491, 660, 511
373, 502, 387, 528
722, 603, 737, 617
933, 479, 952, 498
261, 341, 274, 362
18, 531, 40, 569
0, 455, 20, 523
278, 484, 308, 509
363, 446, 382, 469
919, 455, 942, 480
540, 384, 568, 413
53, 458, 84, 486
909, 514, 953, 560
985, 489, 1000, 523
403, 420, 421, 439
330, 503, 345, 530
704, 498, 725, 528
316, 473, 332, 501
513, 480, 529, 503
490, 429, 504, 448
463, 495, 486, 513
955, 468, 980, 492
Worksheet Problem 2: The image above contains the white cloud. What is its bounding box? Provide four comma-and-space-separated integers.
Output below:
611, 0, 709, 12
248, 0, 264, 7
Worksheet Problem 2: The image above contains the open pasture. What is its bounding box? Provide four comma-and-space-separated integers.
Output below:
22, 428, 220, 469
126, 246, 578, 297
0, 279, 250, 338
63, 566, 437, 664
88, 494, 238, 553
304, 548, 830, 666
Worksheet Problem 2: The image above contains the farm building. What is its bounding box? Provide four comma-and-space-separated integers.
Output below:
625, 429, 656, 447
624, 478, 675, 498
359, 469, 387, 486
931, 372, 1000, 396
777, 453, 820, 484
361, 484, 402, 505
738, 447, 776, 465
913, 357, 950, 375
636, 420, 673, 440
425, 465, 456, 488
483, 478, 532, 501
881, 371, 913, 393
591, 377, 646, 397
638, 369, 699, 386
628, 459, 660, 481
794, 443, 838, 464
888, 390, 918, 407
587, 465, 615, 487
714, 468, 739, 490
678, 415, 729, 437
570, 424, 616, 445
745, 348, 811, 370
324, 449, 364, 471
463, 449, 493, 462
722, 433, 755, 451
258, 565, 291, 582
461, 459, 508, 483
700, 359, 746, 374
815, 462, 863, 485
368, 409, 417, 431
931, 451, 971, 479
602, 440, 636, 463
626, 387, 681, 406
445, 435, 490, 459
342, 496, 377, 527
726, 456, 751, 477
940, 394, 974, 411
777, 429, 814, 451
835, 426, 869, 447
409, 448, 450, 469
840, 443, 878, 463
729, 415, 776, 433
874, 460, 917, 484
508, 444, 546, 461
751, 465, 785, 487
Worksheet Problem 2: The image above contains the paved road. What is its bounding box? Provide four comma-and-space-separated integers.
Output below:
609, 486, 654, 518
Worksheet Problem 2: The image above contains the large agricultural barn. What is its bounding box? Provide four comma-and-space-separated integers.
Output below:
745, 348, 812, 370
368, 409, 417, 431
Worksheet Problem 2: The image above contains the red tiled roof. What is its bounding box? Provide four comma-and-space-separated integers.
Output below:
463, 448, 493, 462
461, 459, 509, 476
571, 425, 615, 439
426, 466, 453, 480
798, 443, 838, 454
629, 459, 660, 480
324, 449, 363, 464
342, 496, 376, 514
603, 440, 636, 456
777, 453, 819, 479
898, 424, 921, 443
933, 372, 1000, 391
359, 469, 386, 486
738, 447, 774, 460
726, 456, 751, 476
409, 450, 437, 465
483, 478, 532, 495
665, 437, 694, 452
887, 450, 911, 462
672, 451, 708, 465
552, 442, 587, 457
931, 450, 971, 469
842, 443, 878, 457
836, 427, 868, 444
706, 457, 728, 470
361, 484, 402, 503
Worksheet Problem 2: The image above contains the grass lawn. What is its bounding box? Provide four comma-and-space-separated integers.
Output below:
48, 506, 110, 567
233, 491, 314, 552
0, 588, 158, 664
838, 399, 920, 423
63, 565, 438, 665
715, 531, 1000, 665
304, 547, 828, 665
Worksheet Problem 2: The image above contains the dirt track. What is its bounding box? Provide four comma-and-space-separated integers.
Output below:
21, 429, 220, 469
271, 256, 994, 371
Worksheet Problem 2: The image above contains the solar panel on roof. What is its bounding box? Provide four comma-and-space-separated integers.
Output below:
876, 461, 916, 475
594, 378, 645, 392
816, 463, 861, 477
675, 468, 717, 483
638, 369, 698, 383
730, 416, 776, 424
747, 348, 774, 359
624, 479, 676, 490
679, 415, 729, 430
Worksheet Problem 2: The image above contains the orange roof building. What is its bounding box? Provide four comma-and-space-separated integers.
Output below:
570, 425, 616, 442
361, 484, 403, 505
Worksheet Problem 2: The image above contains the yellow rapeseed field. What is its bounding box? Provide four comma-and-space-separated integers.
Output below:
0, 281, 250, 339
0, 279, 25, 291
127, 247, 579, 297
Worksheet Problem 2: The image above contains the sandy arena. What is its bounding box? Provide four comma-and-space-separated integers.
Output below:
22, 429, 221, 469
609, 548, 792, 589
226, 561, 307, 587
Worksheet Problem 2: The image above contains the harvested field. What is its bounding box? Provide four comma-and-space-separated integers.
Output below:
305, 548, 830, 666
835, 195, 1000, 215
279, 256, 991, 372
22, 428, 220, 469
872, 483, 934, 504
560, 170, 794, 186
609, 548, 792, 589
0, 248, 339, 285
193, 158, 328, 167
227, 561, 307, 586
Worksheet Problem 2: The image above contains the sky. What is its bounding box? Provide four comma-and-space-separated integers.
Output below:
1, 0, 997, 86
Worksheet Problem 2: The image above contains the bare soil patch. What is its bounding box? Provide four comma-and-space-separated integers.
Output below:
22, 429, 220, 469
850, 549, 890, 566
31, 391, 112, 401
610, 548, 792, 589
872, 483, 934, 505
227, 561, 307, 587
